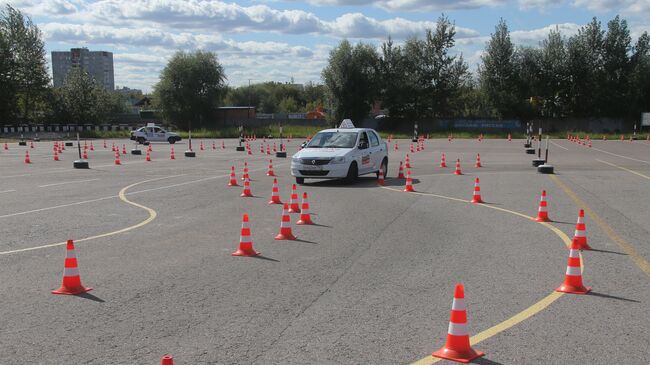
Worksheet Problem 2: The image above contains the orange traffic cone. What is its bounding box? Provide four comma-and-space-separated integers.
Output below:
24, 149, 31, 164
267, 145, 271, 155
572, 209, 591, 250
405, 154, 411, 168
241, 177, 253, 197
90, 142, 94, 151
260, 144, 265, 154
296, 192, 314, 225
114, 151, 121, 165
53, 149, 59, 161
103, 140, 107, 149
4, 142, 8, 150
275, 203, 297, 240
454, 159, 462, 175
212, 141, 216, 150
146, 149, 151, 162
122, 144, 126, 155
398, 161, 405, 179
535, 190, 550, 222
232, 214, 259, 257
228, 166, 238, 186
403, 169, 415, 192
378, 166, 385, 186
432, 283, 484, 363
200, 141, 204, 150
221, 141, 225, 149
475, 153, 482, 168
161, 355, 174, 365
241, 161, 249, 181
470, 178, 483, 203
556, 240, 591, 294
508, 133, 512, 142
410, 144, 414, 153
30, 141, 34, 149
268, 178, 282, 204
82, 147, 88, 160
52, 240, 92, 295
440, 153, 447, 168
288, 184, 301, 213
394, 141, 399, 151
267, 159, 275, 176
170, 147, 175, 160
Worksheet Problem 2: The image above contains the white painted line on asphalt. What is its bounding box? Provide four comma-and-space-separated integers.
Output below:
38, 178, 100, 188
549, 140, 569, 150
0, 189, 16, 194
590, 146, 650, 164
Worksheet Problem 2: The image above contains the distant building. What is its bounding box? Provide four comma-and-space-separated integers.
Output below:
115, 86, 142, 95
51, 48, 114, 91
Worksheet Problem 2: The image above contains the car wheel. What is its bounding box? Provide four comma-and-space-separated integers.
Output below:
168, 137, 176, 144
296, 177, 305, 185
136, 137, 146, 144
345, 162, 358, 184
377, 158, 388, 179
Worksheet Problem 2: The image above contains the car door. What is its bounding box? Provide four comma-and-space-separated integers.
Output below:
368, 131, 383, 171
154, 127, 167, 141
357, 131, 372, 174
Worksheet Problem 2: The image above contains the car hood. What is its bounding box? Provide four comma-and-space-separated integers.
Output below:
293, 147, 352, 159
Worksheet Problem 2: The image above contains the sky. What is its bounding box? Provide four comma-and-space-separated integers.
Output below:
2, 0, 648, 93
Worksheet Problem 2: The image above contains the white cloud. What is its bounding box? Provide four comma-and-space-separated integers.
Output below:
517, 0, 563, 10
302, 0, 507, 11
0, 0, 80, 16
510, 23, 581, 46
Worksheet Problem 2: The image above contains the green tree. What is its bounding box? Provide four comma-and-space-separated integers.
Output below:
1, 5, 49, 123
0, 16, 17, 122
421, 16, 470, 118
322, 39, 379, 123
629, 32, 650, 117
480, 19, 521, 118
54, 67, 111, 124
539, 29, 570, 117
153, 50, 226, 129
601, 16, 632, 116
278, 96, 298, 113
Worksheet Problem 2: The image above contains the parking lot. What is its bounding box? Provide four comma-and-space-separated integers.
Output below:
0, 137, 648, 364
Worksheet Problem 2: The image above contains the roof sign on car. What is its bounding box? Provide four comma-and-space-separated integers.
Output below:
339, 119, 355, 129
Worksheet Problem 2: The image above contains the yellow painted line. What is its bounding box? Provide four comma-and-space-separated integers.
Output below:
0, 176, 168, 256
379, 186, 573, 364
596, 159, 650, 181
549, 174, 650, 276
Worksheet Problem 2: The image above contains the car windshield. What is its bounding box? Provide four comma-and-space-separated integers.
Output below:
307, 131, 357, 148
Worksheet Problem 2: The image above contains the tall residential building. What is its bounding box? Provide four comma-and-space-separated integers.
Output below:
51, 48, 114, 91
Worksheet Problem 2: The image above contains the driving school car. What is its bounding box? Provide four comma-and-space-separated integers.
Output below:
290, 120, 388, 184
130, 123, 182, 144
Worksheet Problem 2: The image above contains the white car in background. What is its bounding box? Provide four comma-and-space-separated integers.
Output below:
291, 120, 388, 184
130, 124, 182, 144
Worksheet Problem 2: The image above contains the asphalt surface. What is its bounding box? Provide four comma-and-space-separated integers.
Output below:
0, 136, 648, 364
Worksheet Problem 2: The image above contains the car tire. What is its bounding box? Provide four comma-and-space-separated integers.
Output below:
296, 177, 305, 185
377, 158, 388, 179
168, 137, 176, 144
136, 137, 146, 144
345, 162, 358, 184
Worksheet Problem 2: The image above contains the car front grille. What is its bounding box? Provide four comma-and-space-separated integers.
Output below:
300, 158, 330, 165
299, 170, 329, 176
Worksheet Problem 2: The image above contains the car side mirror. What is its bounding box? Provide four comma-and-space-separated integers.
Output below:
358, 141, 368, 149
301, 142, 307, 149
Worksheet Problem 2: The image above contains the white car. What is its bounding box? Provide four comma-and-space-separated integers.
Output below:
291, 124, 388, 184
130, 124, 181, 144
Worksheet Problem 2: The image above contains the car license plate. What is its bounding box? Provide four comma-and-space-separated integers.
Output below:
302, 165, 322, 171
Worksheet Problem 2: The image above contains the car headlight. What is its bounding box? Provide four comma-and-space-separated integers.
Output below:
292, 157, 301, 163
330, 156, 346, 164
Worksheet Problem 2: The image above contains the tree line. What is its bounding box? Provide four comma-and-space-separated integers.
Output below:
324, 15, 650, 125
